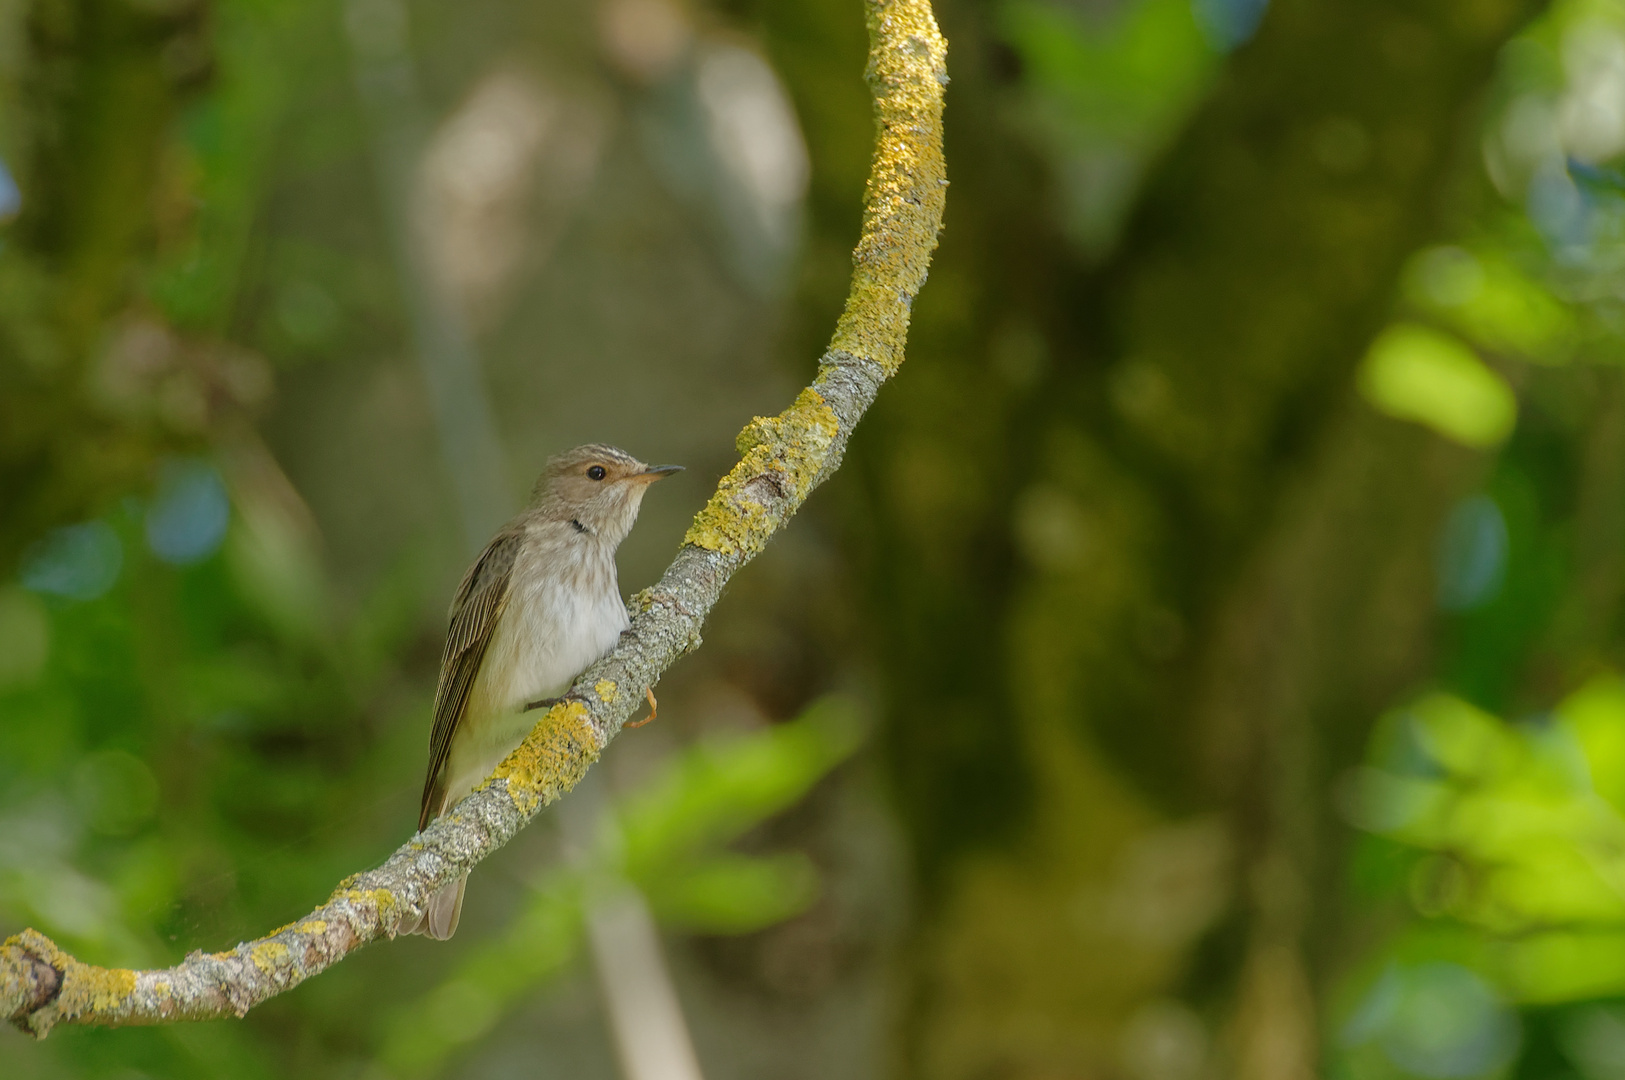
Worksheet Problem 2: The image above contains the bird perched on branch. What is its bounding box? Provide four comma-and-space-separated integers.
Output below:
403, 444, 682, 939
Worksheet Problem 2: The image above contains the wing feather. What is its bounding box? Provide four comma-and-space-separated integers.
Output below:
418, 527, 524, 830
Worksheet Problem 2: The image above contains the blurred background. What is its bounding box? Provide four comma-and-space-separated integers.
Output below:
5, 0, 1625, 1076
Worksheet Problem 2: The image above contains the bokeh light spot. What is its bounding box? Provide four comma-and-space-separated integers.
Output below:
1358, 323, 1517, 448
1346, 962, 1520, 1079
1191, 0, 1269, 51
146, 458, 231, 565
0, 157, 19, 222
20, 521, 124, 601
1528, 159, 1591, 251
1436, 494, 1509, 612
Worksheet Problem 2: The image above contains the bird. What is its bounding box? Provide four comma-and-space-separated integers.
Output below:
402, 443, 682, 939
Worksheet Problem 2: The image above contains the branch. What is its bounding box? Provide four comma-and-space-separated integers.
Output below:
2, 0, 947, 1037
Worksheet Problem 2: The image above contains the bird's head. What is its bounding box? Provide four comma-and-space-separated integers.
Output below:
530, 443, 682, 545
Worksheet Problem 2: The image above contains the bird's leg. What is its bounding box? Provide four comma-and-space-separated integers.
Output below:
626, 688, 658, 729
523, 695, 564, 713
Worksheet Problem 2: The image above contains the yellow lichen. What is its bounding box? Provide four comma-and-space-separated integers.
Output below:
5, 933, 138, 1022
682, 0, 944, 563
250, 942, 289, 973
489, 700, 600, 814
56, 963, 137, 1018
6, 930, 67, 971
829, 0, 947, 374
682, 388, 842, 557
332, 886, 398, 921
298, 921, 328, 935
594, 679, 618, 703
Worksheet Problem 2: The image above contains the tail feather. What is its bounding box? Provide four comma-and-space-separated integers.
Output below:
403, 875, 468, 940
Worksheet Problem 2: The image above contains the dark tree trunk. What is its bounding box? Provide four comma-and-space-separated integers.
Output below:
763, 0, 1542, 1075
0, 0, 209, 568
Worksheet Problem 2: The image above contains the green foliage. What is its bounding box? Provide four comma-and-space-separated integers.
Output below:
1341, 682, 1625, 1078
617, 695, 862, 886
1330, 0, 1625, 1052
1403, 246, 1579, 364
996, 0, 1216, 252
378, 699, 862, 1078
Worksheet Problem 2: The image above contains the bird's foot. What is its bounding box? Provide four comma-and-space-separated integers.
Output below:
626, 688, 658, 729
523, 695, 564, 713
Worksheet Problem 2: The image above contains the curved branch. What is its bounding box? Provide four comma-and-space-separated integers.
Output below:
2, 0, 947, 1037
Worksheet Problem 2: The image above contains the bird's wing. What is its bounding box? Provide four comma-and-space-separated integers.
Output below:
419, 527, 524, 830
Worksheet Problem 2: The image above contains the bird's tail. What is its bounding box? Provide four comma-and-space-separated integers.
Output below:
402, 875, 467, 940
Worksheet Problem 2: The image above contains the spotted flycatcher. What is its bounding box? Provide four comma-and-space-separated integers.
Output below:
403, 444, 681, 939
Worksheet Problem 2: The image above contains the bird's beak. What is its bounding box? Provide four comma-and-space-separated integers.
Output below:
633, 464, 684, 483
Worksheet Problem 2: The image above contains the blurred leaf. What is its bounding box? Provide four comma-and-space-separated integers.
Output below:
1503, 930, 1625, 1003
1405, 246, 1577, 363
381, 698, 865, 1078
644, 851, 819, 932
997, 0, 1213, 139
996, 0, 1216, 251
1350, 684, 1625, 996
0, 585, 49, 689
379, 886, 581, 1077
1561, 677, 1625, 814
1408, 693, 1520, 781
618, 695, 864, 880
1358, 323, 1518, 448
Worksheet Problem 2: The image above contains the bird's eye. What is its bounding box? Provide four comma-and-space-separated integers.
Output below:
587, 465, 607, 481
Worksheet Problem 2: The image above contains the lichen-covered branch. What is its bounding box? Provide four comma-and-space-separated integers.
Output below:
1, 0, 946, 1038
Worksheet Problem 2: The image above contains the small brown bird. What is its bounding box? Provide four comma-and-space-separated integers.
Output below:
403, 444, 681, 939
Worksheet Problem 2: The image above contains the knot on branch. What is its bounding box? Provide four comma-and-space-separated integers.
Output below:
22, 956, 62, 1013
3, 931, 65, 1034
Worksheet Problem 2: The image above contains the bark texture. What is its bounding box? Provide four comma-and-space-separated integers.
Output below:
0, 0, 947, 1036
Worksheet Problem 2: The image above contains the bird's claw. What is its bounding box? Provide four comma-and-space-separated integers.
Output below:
523, 695, 563, 713
626, 688, 658, 729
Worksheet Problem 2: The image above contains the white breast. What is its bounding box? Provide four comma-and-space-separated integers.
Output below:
442, 530, 628, 805
486, 564, 628, 708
